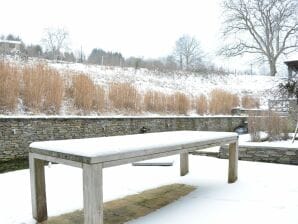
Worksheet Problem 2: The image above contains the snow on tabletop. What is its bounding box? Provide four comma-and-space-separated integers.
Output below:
30, 131, 237, 157
1, 156, 298, 224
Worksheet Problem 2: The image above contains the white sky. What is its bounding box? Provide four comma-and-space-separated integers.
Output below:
0, 0, 292, 74
0, 0, 221, 57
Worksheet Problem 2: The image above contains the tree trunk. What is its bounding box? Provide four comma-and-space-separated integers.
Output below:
185, 56, 189, 70
179, 55, 183, 70
269, 59, 277, 76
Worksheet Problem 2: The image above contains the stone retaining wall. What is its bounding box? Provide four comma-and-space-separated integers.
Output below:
0, 116, 247, 162
220, 144, 298, 165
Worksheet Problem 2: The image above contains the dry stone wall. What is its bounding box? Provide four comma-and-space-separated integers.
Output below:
220, 144, 298, 165
0, 116, 246, 162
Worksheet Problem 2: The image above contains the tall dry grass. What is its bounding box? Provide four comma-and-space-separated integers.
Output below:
71, 74, 105, 113
22, 64, 64, 113
144, 91, 166, 113
108, 82, 141, 112
247, 112, 264, 142
241, 95, 260, 109
209, 89, 239, 114
1, 61, 256, 116
266, 111, 289, 141
173, 92, 190, 115
144, 91, 190, 115
94, 85, 106, 112
0, 61, 20, 112
248, 111, 289, 142
195, 94, 208, 115
161, 92, 190, 115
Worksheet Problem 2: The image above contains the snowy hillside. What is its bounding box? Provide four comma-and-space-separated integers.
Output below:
1, 57, 286, 115
49, 61, 282, 107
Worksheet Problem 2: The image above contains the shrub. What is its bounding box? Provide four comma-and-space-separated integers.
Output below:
144, 91, 166, 113
174, 92, 190, 115
0, 61, 20, 112
22, 64, 64, 113
94, 85, 105, 112
209, 89, 239, 114
266, 111, 289, 141
248, 111, 289, 142
71, 74, 105, 113
72, 74, 95, 112
162, 92, 190, 115
164, 94, 176, 113
241, 95, 260, 108
108, 82, 141, 112
247, 112, 264, 142
195, 94, 208, 115
43, 70, 64, 113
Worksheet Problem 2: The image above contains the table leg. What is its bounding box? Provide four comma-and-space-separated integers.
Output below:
228, 141, 238, 183
180, 152, 189, 176
83, 163, 103, 224
29, 153, 48, 223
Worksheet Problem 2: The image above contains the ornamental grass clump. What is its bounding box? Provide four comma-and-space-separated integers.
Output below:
241, 95, 260, 109
108, 82, 141, 113
22, 64, 64, 114
209, 89, 239, 114
248, 111, 289, 142
0, 61, 20, 112
71, 74, 105, 113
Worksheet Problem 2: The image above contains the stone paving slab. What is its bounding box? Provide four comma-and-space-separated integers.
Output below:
48, 184, 196, 224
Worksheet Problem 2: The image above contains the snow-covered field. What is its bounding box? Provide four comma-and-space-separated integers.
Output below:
2, 57, 287, 115
49, 60, 283, 107
1, 155, 298, 224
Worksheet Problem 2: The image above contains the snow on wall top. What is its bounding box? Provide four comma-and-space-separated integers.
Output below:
0, 40, 22, 45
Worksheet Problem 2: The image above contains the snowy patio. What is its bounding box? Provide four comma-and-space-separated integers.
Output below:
1, 155, 298, 224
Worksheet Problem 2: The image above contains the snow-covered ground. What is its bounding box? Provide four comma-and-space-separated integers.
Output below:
3, 57, 287, 115
239, 133, 298, 148
49, 61, 283, 107
1, 155, 298, 224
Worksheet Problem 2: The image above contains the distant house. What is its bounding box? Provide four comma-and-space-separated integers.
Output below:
0, 39, 22, 54
284, 59, 298, 80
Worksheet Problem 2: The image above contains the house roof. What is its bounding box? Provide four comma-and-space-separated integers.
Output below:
284, 60, 298, 69
0, 39, 22, 45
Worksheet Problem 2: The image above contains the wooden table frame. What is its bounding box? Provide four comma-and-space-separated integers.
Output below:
29, 131, 238, 224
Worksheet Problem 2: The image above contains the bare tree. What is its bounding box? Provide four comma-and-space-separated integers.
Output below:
174, 35, 203, 70
42, 27, 69, 60
220, 0, 298, 76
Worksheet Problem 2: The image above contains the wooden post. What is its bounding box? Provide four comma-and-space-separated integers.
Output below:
228, 141, 238, 183
29, 153, 48, 223
83, 163, 103, 224
180, 152, 189, 176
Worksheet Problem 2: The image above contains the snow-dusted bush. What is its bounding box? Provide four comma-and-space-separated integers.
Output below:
144, 91, 167, 113
174, 92, 190, 115
241, 95, 260, 109
266, 111, 289, 141
71, 74, 105, 113
22, 64, 64, 113
108, 82, 141, 113
0, 61, 19, 112
195, 94, 208, 115
209, 89, 239, 115
248, 111, 289, 142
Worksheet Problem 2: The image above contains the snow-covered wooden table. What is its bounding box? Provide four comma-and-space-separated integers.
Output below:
29, 131, 238, 224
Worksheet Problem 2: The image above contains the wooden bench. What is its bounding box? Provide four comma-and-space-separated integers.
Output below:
29, 131, 238, 224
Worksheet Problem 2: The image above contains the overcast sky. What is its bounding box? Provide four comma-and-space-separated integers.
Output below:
0, 0, 292, 74
0, 0, 221, 56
